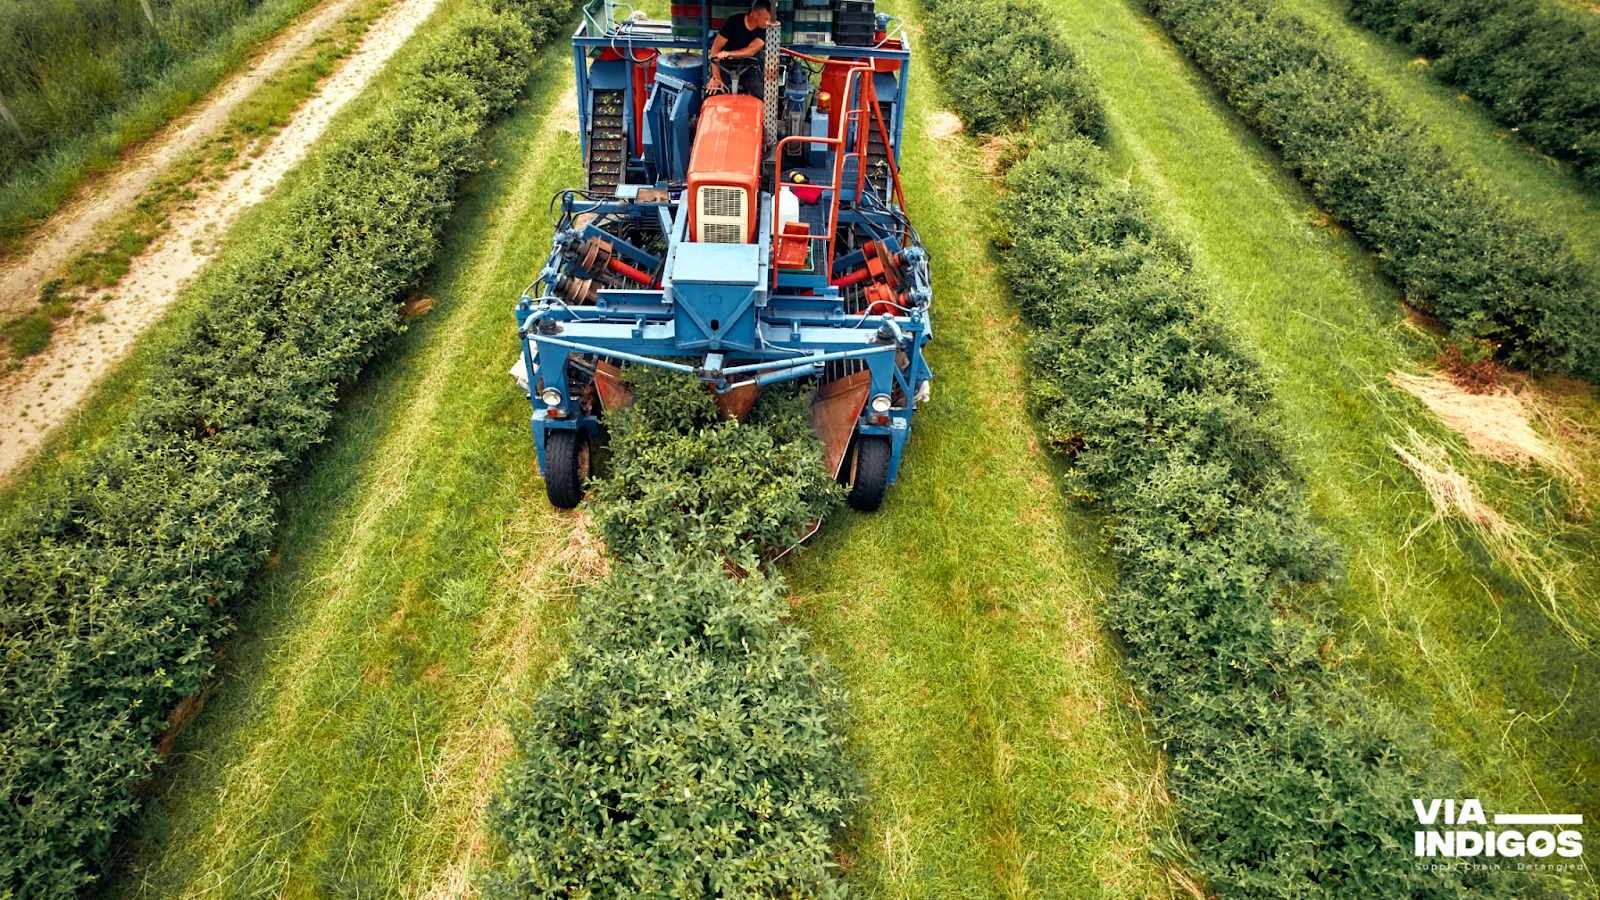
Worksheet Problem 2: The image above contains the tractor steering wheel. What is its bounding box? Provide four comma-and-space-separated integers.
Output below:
709, 54, 760, 96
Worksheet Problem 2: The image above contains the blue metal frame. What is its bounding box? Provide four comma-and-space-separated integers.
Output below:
522, 15, 931, 499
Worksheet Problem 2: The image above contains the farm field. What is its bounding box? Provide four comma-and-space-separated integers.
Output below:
90, 3, 1178, 897
4, 0, 1598, 893
1041, 0, 1599, 876
0, 0, 321, 245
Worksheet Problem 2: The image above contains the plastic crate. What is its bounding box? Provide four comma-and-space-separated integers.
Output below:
831, 23, 874, 44
833, 10, 874, 27
835, 0, 872, 13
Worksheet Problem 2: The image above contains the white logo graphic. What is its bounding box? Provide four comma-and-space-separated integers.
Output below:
1413, 799, 1583, 860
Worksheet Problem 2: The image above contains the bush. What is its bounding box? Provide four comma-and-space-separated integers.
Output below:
997, 137, 1522, 900
587, 367, 844, 559
485, 551, 859, 900
919, 0, 1102, 138
0, 0, 576, 893
1144, 0, 1600, 380
1347, 0, 1600, 191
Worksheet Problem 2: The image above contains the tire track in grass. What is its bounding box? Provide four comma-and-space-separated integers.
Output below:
100, 57, 586, 899
784, 5, 1178, 897
1041, 0, 1599, 859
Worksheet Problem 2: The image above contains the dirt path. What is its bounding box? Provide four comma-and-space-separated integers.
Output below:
0, 0, 364, 316
0, 0, 445, 480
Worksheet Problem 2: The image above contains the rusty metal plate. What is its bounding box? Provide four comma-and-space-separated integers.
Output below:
811, 370, 872, 479
594, 361, 633, 411
715, 380, 765, 421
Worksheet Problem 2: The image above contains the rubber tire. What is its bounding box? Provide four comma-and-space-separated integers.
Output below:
544, 430, 591, 510
847, 434, 891, 512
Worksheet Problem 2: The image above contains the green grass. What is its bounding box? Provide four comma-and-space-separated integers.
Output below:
0, 0, 450, 510
1042, 0, 1598, 875
46, 0, 396, 328
777, 4, 1178, 896
1277, 0, 1600, 272
94, 27, 584, 897
0, 0, 324, 250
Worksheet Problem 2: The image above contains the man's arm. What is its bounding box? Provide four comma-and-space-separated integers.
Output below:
706, 33, 730, 90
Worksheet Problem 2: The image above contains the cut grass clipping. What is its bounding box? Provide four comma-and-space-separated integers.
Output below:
485, 372, 856, 897
0, 0, 576, 893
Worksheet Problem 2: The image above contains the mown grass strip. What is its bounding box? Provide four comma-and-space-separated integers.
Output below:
1273, 0, 1600, 274
1039, 0, 1598, 872
97, 56, 587, 894
0, 0, 574, 892
1141, 0, 1600, 380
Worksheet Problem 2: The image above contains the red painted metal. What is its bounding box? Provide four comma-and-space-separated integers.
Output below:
607, 255, 655, 285
630, 49, 658, 158
686, 94, 765, 243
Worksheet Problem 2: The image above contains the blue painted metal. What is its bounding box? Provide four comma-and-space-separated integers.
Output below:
520, 16, 932, 509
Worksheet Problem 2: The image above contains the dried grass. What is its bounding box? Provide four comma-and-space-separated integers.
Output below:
1388, 370, 1581, 483
1390, 430, 1508, 534
1391, 427, 1593, 647
926, 111, 963, 141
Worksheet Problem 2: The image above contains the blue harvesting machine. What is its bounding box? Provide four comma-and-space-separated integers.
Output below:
513, 0, 933, 515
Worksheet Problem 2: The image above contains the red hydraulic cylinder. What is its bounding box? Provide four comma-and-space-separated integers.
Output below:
607, 255, 656, 286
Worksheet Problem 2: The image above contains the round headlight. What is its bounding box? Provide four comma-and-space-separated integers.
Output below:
870, 393, 892, 414
541, 388, 563, 407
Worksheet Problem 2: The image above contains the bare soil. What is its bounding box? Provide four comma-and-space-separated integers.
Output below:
0, 0, 445, 480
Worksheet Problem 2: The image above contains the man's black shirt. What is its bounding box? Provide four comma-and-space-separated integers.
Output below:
717, 14, 762, 54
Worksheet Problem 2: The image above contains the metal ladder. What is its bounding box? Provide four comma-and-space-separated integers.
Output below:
585, 89, 626, 191
862, 98, 893, 201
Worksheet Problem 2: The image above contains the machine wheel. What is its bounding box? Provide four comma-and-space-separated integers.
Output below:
544, 430, 591, 510
847, 434, 891, 512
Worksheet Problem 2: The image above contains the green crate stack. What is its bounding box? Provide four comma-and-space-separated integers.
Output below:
791, 6, 831, 43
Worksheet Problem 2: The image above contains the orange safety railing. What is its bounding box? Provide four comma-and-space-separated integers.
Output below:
770, 50, 909, 289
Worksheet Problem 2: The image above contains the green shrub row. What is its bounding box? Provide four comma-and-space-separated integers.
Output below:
914, 0, 1530, 893
588, 366, 843, 559
1144, 0, 1600, 380
0, 0, 574, 893
999, 141, 1516, 898
1347, 0, 1600, 191
485, 373, 857, 898
485, 548, 859, 899
919, 0, 1103, 139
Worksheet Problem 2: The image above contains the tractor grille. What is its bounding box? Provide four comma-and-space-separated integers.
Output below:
701, 187, 744, 218
697, 185, 748, 243
701, 222, 743, 243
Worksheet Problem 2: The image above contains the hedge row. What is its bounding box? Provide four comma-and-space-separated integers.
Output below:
1145, 0, 1600, 380
587, 366, 843, 559
916, 0, 1525, 894
920, 0, 1103, 139
1000, 139, 1514, 899
0, 0, 574, 893
1347, 0, 1600, 191
485, 375, 856, 898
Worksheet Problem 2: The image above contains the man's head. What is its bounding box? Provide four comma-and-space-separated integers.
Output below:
747, 0, 772, 28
